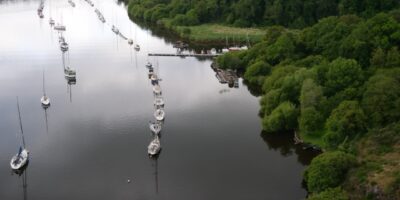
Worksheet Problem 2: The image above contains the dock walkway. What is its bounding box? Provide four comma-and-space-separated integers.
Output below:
148, 53, 221, 58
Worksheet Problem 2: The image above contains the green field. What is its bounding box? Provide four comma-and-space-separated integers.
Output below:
161, 20, 266, 44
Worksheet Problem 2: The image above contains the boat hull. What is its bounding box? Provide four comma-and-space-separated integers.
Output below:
154, 109, 165, 121
41, 96, 50, 107
10, 149, 29, 170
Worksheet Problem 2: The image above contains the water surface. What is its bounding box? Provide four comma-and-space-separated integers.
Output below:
0, 0, 317, 199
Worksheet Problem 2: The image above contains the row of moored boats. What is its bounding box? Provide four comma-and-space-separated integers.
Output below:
147, 61, 165, 157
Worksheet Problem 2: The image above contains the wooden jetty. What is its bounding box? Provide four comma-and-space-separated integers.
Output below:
148, 53, 221, 58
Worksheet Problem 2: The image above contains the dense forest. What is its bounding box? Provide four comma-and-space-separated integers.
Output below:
216, 11, 400, 200
128, 0, 400, 28
126, 0, 400, 199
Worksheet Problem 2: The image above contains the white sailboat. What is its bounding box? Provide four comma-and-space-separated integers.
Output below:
153, 84, 162, 95
10, 98, 29, 170
41, 70, 51, 107
60, 42, 69, 52
151, 74, 159, 85
134, 44, 140, 51
48, 0, 54, 26
147, 136, 161, 156
134, 26, 140, 51
154, 96, 164, 107
154, 109, 165, 121
146, 62, 152, 69
128, 39, 133, 45
64, 66, 76, 79
149, 121, 162, 135
112, 25, 119, 34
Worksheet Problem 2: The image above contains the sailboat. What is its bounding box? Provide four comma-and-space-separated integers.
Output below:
151, 74, 159, 85
154, 109, 165, 121
149, 121, 162, 135
112, 25, 119, 34
10, 98, 30, 170
60, 41, 69, 52
154, 96, 164, 107
153, 84, 162, 96
48, 0, 54, 25
41, 70, 51, 107
128, 39, 133, 45
148, 136, 161, 156
134, 44, 140, 51
134, 26, 140, 51
146, 62, 153, 69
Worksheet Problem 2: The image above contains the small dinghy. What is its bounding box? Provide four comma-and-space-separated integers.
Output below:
60, 42, 69, 52
10, 98, 29, 170
148, 136, 161, 156
128, 39, 133, 45
154, 109, 165, 121
10, 147, 29, 170
149, 121, 162, 135
154, 96, 164, 107
153, 85, 162, 95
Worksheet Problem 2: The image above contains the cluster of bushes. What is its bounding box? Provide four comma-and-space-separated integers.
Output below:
127, 0, 400, 28
216, 11, 400, 198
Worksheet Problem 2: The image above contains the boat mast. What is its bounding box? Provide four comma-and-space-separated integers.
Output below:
16, 97, 26, 148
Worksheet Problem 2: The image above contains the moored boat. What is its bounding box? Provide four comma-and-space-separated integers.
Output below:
154, 96, 164, 107
147, 136, 161, 156
154, 109, 165, 121
149, 121, 162, 135
10, 98, 29, 171
153, 85, 162, 95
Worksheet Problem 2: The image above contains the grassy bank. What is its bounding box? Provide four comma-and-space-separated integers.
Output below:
173, 24, 265, 44
160, 19, 265, 44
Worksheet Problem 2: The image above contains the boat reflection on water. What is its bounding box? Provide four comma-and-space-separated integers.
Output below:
12, 161, 29, 200
149, 153, 160, 194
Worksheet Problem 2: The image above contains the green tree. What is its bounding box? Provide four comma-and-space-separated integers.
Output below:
299, 79, 326, 133
324, 101, 367, 148
304, 151, 356, 193
325, 58, 364, 96
386, 47, 400, 67
244, 61, 271, 85
262, 101, 298, 132
362, 73, 400, 127
308, 187, 349, 200
370, 48, 386, 68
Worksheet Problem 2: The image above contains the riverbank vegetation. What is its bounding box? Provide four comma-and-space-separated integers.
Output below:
216, 10, 400, 199
162, 21, 265, 44
127, 0, 399, 42
126, 0, 400, 199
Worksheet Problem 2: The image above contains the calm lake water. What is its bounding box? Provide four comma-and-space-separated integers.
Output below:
0, 0, 318, 199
